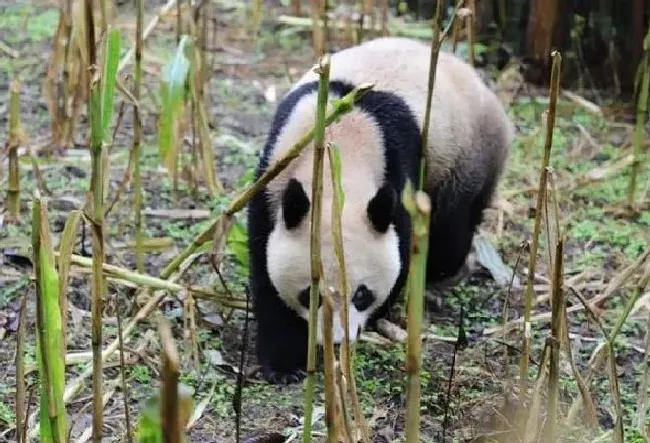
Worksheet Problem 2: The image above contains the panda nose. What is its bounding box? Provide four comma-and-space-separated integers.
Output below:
352, 285, 375, 311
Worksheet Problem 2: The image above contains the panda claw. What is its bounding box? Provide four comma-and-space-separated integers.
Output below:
262, 368, 307, 385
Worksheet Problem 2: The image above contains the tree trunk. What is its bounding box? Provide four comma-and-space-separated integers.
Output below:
524, 0, 570, 84
526, 0, 561, 66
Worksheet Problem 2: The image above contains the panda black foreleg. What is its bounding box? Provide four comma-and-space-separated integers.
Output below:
247, 188, 310, 384
251, 275, 310, 384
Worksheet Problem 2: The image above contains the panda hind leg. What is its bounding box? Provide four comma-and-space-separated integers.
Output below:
424, 170, 498, 307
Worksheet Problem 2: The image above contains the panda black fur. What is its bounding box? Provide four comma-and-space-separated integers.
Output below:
247, 37, 514, 384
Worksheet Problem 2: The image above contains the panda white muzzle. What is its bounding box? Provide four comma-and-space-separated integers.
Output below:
299, 285, 377, 344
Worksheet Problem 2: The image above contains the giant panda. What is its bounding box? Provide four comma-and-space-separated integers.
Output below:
247, 37, 515, 384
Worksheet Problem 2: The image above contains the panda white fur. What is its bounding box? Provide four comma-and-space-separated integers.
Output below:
247, 37, 514, 384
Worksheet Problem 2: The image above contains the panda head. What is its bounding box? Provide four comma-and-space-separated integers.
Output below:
266, 176, 402, 344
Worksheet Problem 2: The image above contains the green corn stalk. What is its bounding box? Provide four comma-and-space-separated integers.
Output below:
32, 191, 67, 443
402, 182, 432, 443
83, 3, 121, 436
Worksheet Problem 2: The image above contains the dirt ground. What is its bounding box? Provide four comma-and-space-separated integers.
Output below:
1, 0, 650, 442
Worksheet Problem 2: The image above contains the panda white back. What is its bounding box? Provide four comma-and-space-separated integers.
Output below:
288, 37, 514, 190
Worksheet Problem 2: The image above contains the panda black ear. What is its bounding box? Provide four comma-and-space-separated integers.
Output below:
367, 184, 396, 233
282, 178, 310, 230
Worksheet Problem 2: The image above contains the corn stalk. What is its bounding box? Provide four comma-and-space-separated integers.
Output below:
402, 183, 432, 443
159, 318, 182, 443
418, 0, 443, 190
520, 51, 562, 392
303, 54, 331, 443
84, 2, 121, 438
547, 237, 564, 443
134, 0, 145, 272
15, 295, 28, 443
328, 141, 370, 443
6, 79, 23, 220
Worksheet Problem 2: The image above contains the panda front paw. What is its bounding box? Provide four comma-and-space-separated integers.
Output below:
261, 367, 307, 385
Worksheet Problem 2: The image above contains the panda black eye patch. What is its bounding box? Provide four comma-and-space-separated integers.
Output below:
352, 285, 375, 311
282, 178, 310, 230
367, 184, 396, 233
298, 287, 321, 309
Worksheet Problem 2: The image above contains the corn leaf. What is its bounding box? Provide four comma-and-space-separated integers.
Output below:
158, 35, 191, 175
136, 397, 163, 443
33, 194, 67, 443
57, 210, 82, 339
101, 28, 121, 141
135, 384, 194, 443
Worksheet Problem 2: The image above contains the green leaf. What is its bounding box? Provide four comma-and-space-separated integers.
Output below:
227, 222, 249, 273
33, 195, 67, 443
135, 384, 193, 443
57, 210, 82, 309
136, 396, 163, 443
158, 35, 192, 175
101, 28, 121, 142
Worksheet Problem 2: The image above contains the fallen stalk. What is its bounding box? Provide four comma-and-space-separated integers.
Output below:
60, 253, 247, 308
